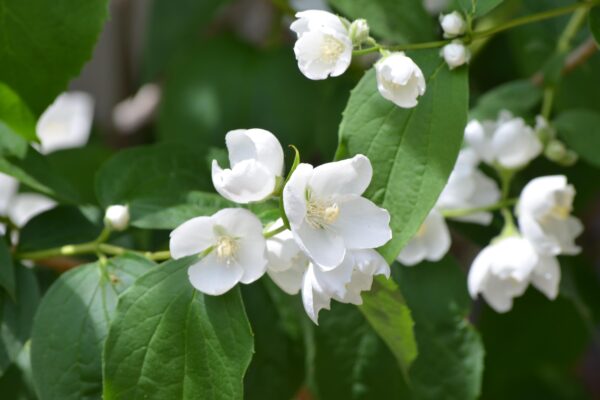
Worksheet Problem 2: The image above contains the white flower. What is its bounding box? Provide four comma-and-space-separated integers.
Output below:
464, 111, 542, 169
437, 148, 500, 225
283, 155, 392, 268
397, 210, 450, 266
440, 11, 466, 38
105, 205, 130, 231
170, 208, 267, 296
112, 84, 161, 134
375, 52, 426, 108
423, 0, 450, 15
8, 193, 56, 228
517, 175, 583, 256
212, 129, 284, 204
468, 236, 560, 312
290, 10, 353, 80
36, 92, 94, 154
440, 41, 470, 69
302, 249, 389, 324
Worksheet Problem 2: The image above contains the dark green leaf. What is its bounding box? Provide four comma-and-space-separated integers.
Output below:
0, 83, 36, 157
457, 0, 504, 17
95, 143, 216, 229
242, 281, 304, 400
329, 0, 434, 43
394, 258, 484, 400
0, 238, 15, 299
554, 109, 600, 168
18, 206, 102, 253
0, 266, 40, 377
143, 0, 232, 79
30, 254, 154, 400
338, 50, 468, 262
0, 0, 109, 114
0, 148, 81, 204
470, 80, 542, 120
590, 6, 600, 47
312, 302, 410, 399
103, 257, 254, 400
359, 276, 417, 376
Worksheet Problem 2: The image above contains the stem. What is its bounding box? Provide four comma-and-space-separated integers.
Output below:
441, 199, 517, 218
472, 1, 597, 40
263, 224, 287, 239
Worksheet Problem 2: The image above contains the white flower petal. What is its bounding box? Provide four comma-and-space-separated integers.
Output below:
187, 252, 244, 296
375, 53, 426, 108
397, 239, 427, 266
0, 173, 18, 215
308, 154, 372, 197
332, 195, 391, 250
283, 163, 313, 228
169, 216, 216, 259
226, 129, 284, 176
302, 265, 332, 325
421, 210, 451, 261
8, 193, 56, 227
492, 118, 542, 168
212, 159, 276, 203
531, 255, 561, 300
268, 264, 306, 295
294, 220, 346, 269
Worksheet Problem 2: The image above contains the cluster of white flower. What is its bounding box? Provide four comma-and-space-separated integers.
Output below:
170, 129, 392, 323
397, 109, 583, 313
290, 10, 472, 108
469, 175, 582, 312
0, 92, 95, 236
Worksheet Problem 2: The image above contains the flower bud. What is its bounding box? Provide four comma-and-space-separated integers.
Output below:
105, 205, 130, 231
439, 11, 466, 38
544, 140, 578, 166
349, 19, 370, 45
375, 52, 426, 108
440, 40, 470, 69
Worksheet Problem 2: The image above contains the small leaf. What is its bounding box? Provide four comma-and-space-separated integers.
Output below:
0, 266, 40, 378
0, 0, 109, 114
359, 276, 417, 376
0, 238, 15, 300
338, 50, 468, 262
554, 109, 600, 168
590, 6, 600, 47
395, 258, 485, 400
470, 80, 542, 120
30, 254, 155, 400
329, 0, 435, 43
103, 257, 254, 400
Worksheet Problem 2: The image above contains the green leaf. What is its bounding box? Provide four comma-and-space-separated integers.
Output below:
30, 254, 154, 400
0, 266, 40, 377
337, 50, 468, 262
358, 276, 417, 376
103, 257, 254, 400
18, 206, 102, 253
394, 258, 484, 400
0, 83, 36, 157
242, 281, 304, 400
0, 238, 15, 299
95, 143, 216, 229
312, 302, 410, 399
470, 80, 542, 120
143, 0, 233, 79
590, 6, 600, 47
457, 0, 504, 17
554, 109, 600, 168
329, 0, 434, 43
0, 148, 81, 204
0, 0, 109, 114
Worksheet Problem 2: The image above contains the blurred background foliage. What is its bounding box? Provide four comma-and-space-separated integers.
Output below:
0, 0, 599, 398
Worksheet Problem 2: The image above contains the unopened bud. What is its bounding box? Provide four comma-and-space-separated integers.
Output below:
349, 19, 370, 45
544, 140, 578, 166
440, 11, 466, 38
105, 205, 130, 231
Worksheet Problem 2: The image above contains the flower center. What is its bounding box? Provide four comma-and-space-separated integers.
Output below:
549, 204, 571, 220
215, 235, 238, 263
321, 35, 345, 63
306, 197, 340, 229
